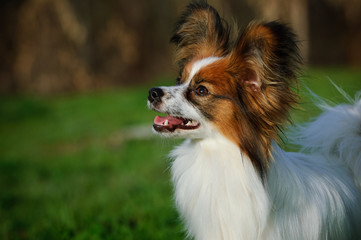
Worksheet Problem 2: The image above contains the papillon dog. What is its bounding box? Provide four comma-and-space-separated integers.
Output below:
147, 1, 361, 239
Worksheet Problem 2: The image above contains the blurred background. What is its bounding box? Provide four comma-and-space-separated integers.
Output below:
0, 0, 360, 239
1, 0, 361, 94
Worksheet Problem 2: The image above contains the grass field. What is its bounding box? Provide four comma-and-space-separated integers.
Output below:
1, 67, 361, 240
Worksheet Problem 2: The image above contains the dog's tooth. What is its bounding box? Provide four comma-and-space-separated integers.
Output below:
164, 120, 169, 126
186, 121, 192, 126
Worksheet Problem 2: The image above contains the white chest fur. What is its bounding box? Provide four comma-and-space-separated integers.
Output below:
170, 136, 270, 240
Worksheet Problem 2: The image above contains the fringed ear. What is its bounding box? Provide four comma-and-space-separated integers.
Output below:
231, 21, 301, 92
228, 22, 302, 169
170, 1, 231, 72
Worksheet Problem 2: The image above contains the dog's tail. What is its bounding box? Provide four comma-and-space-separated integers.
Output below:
293, 91, 361, 189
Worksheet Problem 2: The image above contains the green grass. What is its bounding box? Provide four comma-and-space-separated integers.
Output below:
0, 68, 360, 239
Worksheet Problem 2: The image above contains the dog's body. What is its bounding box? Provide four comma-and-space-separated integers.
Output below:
171, 131, 360, 240
148, 2, 361, 239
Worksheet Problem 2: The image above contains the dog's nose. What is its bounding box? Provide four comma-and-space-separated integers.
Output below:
148, 88, 164, 103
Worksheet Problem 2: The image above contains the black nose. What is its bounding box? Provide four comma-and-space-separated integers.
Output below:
148, 88, 164, 103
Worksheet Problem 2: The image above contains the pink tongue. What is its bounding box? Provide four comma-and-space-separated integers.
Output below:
154, 115, 184, 126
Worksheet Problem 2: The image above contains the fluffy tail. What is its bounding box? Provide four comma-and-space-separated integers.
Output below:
293, 92, 361, 189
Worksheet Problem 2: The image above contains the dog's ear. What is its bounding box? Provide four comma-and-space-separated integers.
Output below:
231, 21, 301, 92
227, 22, 302, 165
171, 1, 231, 72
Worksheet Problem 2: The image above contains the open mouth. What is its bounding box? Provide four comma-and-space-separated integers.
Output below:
153, 115, 200, 132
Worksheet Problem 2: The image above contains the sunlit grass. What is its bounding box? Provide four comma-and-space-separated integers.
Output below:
0, 67, 360, 239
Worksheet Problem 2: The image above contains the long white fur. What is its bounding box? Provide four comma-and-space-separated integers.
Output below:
171, 134, 269, 240
267, 145, 361, 239
149, 58, 361, 239
294, 98, 361, 189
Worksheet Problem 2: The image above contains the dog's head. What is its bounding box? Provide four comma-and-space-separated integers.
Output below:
148, 1, 301, 175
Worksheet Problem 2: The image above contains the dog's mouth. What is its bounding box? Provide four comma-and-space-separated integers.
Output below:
153, 115, 200, 132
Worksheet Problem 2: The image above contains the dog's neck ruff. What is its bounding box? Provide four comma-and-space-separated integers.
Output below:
170, 134, 269, 240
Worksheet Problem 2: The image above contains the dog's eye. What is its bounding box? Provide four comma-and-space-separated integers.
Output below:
195, 85, 209, 96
